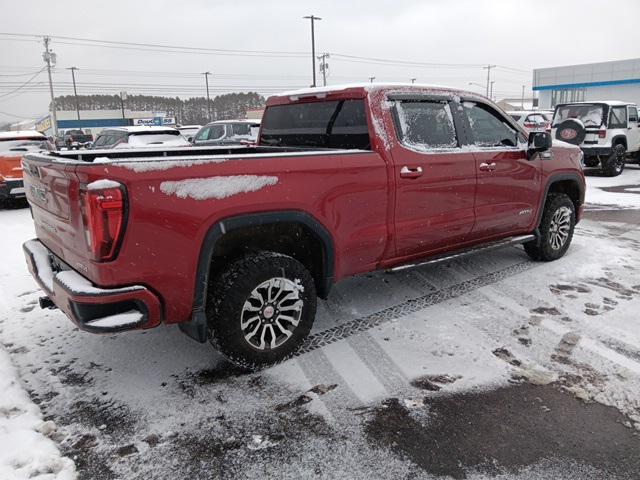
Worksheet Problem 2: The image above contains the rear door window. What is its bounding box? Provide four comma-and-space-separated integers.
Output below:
609, 107, 627, 129
462, 102, 519, 147
394, 100, 458, 150
629, 106, 638, 123
260, 99, 370, 149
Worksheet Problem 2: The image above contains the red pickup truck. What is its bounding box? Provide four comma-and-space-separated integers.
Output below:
22, 84, 585, 368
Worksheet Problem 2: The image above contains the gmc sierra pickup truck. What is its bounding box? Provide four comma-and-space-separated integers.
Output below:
21, 84, 585, 368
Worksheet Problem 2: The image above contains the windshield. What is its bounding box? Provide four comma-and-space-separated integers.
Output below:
553, 104, 605, 127
0, 139, 50, 154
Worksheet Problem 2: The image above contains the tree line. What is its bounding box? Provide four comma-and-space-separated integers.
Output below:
53, 92, 265, 124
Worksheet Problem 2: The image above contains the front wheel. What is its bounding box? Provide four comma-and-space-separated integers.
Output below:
524, 193, 576, 262
207, 251, 317, 370
602, 144, 626, 177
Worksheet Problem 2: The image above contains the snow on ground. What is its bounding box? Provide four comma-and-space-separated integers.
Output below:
0, 165, 639, 479
584, 165, 640, 207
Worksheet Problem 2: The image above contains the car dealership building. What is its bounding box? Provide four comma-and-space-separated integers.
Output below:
533, 58, 640, 109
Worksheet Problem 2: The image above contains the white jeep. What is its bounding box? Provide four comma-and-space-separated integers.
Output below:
551, 101, 640, 176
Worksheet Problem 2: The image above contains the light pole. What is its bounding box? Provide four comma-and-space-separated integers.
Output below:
410, 78, 417, 84
482, 64, 496, 98
369, 76, 376, 83
490, 81, 495, 101
67, 67, 80, 121
317, 53, 329, 86
521, 85, 526, 109
202, 71, 212, 121
303, 15, 322, 87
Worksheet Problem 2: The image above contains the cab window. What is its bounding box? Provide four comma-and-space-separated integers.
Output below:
394, 100, 458, 150
463, 102, 519, 147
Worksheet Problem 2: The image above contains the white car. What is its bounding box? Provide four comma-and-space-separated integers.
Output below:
91, 126, 191, 150
177, 125, 202, 142
507, 110, 553, 132
551, 101, 640, 176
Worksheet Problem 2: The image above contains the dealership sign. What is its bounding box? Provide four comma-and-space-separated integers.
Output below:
132, 117, 176, 126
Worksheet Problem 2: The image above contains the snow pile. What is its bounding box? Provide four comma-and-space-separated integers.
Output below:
160, 175, 278, 200
86, 179, 121, 190
0, 348, 76, 480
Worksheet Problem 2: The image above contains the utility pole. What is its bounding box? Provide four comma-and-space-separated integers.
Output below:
369, 76, 376, 83
202, 71, 212, 122
119, 91, 127, 122
410, 78, 417, 84
521, 85, 525, 109
42, 36, 58, 137
482, 64, 496, 98
303, 15, 322, 87
317, 53, 329, 86
490, 81, 495, 101
67, 67, 80, 121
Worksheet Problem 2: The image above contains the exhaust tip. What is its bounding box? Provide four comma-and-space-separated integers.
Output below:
38, 296, 57, 310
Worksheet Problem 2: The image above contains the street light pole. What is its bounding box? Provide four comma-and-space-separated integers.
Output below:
42, 36, 58, 137
202, 71, 212, 121
410, 78, 417, 84
490, 81, 495, 101
303, 15, 322, 87
317, 53, 329, 86
67, 67, 80, 121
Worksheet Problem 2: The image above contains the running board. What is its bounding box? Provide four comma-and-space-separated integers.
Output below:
391, 234, 536, 272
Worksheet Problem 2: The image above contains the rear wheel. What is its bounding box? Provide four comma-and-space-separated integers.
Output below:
207, 251, 317, 370
524, 193, 576, 262
602, 144, 626, 176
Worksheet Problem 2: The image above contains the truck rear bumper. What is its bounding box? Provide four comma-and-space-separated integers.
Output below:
23, 239, 162, 333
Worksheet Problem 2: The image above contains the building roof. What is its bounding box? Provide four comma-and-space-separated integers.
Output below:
0, 130, 46, 139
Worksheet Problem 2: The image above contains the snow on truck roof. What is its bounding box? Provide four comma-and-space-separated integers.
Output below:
272, 82, 478, 99
0, 130, 46, 139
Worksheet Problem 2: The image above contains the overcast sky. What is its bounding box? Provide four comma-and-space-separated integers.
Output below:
1, 0, 639, 123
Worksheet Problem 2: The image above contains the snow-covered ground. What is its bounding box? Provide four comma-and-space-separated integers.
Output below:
0, 165, 639, 479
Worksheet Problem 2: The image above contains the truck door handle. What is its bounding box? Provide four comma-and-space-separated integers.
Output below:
479, 162, 496, 172
400, 166, 423, 178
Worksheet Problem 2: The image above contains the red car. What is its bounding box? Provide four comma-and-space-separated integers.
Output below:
21, 84, 585, 368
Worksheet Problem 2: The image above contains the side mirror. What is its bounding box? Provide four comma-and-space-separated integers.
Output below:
529, 131, 552, 152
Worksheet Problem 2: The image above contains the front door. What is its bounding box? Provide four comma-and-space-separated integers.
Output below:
389, 97, 477, 259
460, 100, 541, 238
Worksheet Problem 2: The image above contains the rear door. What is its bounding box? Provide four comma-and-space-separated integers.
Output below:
460, 100, 541, 238
389, 96, 477, 258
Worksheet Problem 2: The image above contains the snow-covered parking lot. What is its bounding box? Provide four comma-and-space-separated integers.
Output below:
2, 166, 640, 480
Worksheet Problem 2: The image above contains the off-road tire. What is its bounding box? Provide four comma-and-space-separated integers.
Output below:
207, 251, 317, 370
602, 144, 626, 177
524, 193, 576, 262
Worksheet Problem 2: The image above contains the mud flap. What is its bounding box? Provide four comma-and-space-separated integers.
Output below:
178, 309, 209, 343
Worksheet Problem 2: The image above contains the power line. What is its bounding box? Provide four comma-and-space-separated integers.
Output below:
0, 67, 45, 98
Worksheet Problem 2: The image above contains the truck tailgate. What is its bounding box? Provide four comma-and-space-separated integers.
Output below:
22, 155, 87, 270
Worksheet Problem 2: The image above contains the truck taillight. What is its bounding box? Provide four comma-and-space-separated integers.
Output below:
598, 129, 606, 139
80, 185, 126, 262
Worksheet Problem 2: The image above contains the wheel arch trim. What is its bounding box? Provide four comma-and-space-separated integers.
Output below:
180, 210, 335, 343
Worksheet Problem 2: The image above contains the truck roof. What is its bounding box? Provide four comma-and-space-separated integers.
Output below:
268, 82, 486, 106
0, 130, 46, 139
555, 100, 635, 107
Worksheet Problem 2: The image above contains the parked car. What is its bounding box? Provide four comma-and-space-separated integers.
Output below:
22, 84, 585, 368
0, 131, 53, 206
91, 126, 191, 149
177, 125, 202, 142
507, 110, 553, 132
192, 119, 261, 146
55, 129, 93, 150
551, 101, 640, 176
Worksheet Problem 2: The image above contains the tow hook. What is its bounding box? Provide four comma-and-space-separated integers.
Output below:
39, 296, 57, 310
